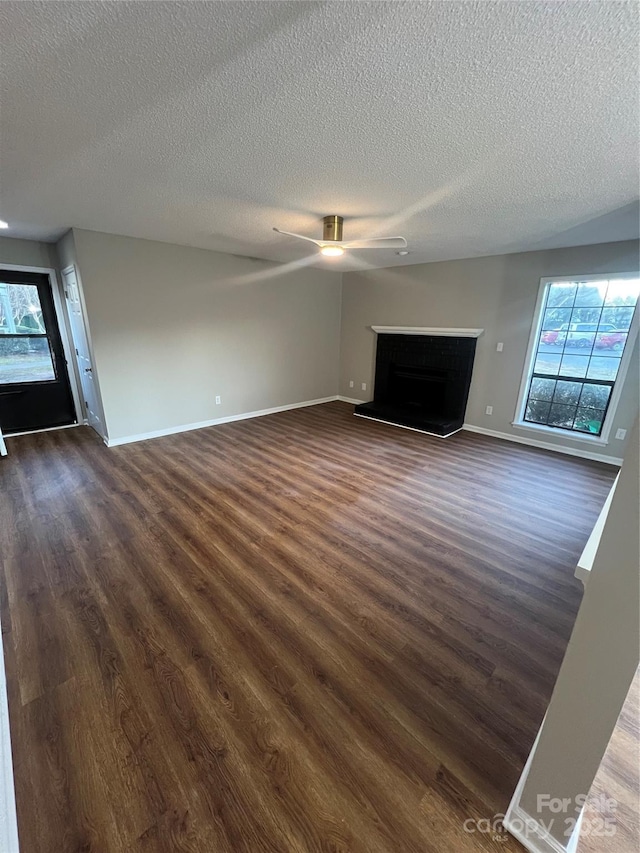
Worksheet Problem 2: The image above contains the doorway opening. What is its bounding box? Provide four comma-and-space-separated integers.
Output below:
0, 269, 76, 433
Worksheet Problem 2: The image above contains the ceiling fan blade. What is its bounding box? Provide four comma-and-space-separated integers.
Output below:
273, 227, 323, 246
342, 236, 408, 250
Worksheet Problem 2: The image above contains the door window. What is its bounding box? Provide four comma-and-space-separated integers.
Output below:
0, 282, 56, 384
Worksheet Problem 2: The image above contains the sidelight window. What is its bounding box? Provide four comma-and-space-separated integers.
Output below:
515, 275, 639, 440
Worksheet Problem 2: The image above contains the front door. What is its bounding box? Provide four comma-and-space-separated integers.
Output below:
0, 270, 76, 433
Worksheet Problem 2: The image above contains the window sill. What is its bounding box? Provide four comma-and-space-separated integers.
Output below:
511, 420, 609, 446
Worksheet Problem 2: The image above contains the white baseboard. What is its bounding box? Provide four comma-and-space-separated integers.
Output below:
337, 395, 367, 404
337, 406, 622, 464
104, 404, 625, 461
104, 396, 339, 447
504, 714, 583, 853
0, 620, 20, 852
462, 423, 623, 466
504, 804, 583, 853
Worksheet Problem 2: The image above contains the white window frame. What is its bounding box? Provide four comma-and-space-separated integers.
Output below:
513, 272, 640, 446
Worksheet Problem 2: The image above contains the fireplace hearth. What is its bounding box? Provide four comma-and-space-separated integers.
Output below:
354, 330, 479, 436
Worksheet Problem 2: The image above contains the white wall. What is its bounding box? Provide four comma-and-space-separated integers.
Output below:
340, 240, 639, 461
512, 418, 640, 848
66, 229, 342, 442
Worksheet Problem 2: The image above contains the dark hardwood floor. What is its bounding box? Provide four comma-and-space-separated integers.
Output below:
0, 402, 616, 852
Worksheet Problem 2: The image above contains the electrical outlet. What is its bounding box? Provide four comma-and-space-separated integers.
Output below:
215, 396, 221, 405
615, 428, 627, 440
496, 342, 504, 352
485, 405, 493, 415
361, 382, 367, 391
349, 380, 354, 388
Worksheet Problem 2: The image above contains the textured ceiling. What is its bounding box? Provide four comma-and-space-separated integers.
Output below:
0, 1, 638, 271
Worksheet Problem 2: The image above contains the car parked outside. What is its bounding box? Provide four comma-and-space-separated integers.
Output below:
554, 322, 618, 347
595, 330, 626, 351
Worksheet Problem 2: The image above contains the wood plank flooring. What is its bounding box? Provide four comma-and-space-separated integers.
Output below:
579, 668, 640, 852
0, 401, 617, 852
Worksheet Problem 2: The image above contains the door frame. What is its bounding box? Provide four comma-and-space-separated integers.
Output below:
60, 263, 107, 438
0, 263, 83, 430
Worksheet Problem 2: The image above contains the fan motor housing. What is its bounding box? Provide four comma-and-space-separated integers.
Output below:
323, 215, 343, 242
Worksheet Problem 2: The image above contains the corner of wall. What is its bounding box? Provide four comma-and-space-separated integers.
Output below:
336, 270, 345, 395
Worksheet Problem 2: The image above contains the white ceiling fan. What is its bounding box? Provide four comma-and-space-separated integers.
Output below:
273, 215, 407, 257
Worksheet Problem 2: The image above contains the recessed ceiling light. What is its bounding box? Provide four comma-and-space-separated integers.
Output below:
0, 220, 8, 229
396, 250, 409, 256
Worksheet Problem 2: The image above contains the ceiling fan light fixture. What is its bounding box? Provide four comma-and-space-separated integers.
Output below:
273, 214, 406, 254
320, 245, 344, 257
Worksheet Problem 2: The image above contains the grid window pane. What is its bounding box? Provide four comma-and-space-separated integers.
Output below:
534, 351, 561, 375
552, 380, 582, 406
525, 400, 551, 424
559, 355, 589, 378
521, 276, 639, 438
573, 408, 606, 434
599, 306, 635, 330
594, 331, 627, 356
569, 308, 601, 326
542, 308, 572, 330
0, 336, 55, 384
0, 283, 46, 335
529, 377, 556, 401
578, 384, 611, 410
575, 281, 608, 306
605, 280, 640, 306
548, 403, 577, 428
547, 282, 577, 307
586, 356, 620, 381
539, 329, 564, 348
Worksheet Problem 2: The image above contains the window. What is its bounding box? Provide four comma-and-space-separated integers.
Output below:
0, 281, 56, 384
517, 275, 640, 440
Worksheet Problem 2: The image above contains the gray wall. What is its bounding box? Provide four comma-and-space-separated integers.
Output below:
0, 236, 57, 269
517, 418, 639, 844
67, 229, 342, 442
3, 232, 638, 460
340, 240, 639, 460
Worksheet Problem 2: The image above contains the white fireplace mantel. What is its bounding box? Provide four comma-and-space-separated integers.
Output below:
371, 326, 484, 338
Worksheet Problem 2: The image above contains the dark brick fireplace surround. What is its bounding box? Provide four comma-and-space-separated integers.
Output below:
354, 330, 478, 436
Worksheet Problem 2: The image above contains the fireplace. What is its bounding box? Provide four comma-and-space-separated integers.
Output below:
354, 327, 481, 436
388, 364, 447, 412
